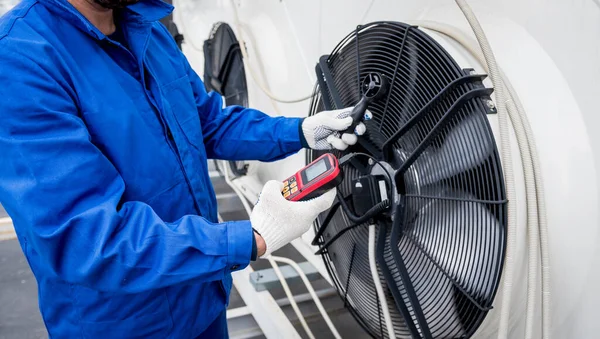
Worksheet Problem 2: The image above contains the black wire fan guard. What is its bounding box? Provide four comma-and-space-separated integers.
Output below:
309, 22, 507, 339
203, 22, 250, 176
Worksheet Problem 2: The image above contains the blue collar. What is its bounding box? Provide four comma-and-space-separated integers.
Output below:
37, 0, 173, 39
121, 0, 174, 23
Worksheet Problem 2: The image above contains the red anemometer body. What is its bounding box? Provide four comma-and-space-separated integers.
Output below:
281, 73, 387, 201
282, 153, 343, 201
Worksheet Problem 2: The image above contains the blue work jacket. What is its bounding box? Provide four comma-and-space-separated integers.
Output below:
0, 0, 303, 337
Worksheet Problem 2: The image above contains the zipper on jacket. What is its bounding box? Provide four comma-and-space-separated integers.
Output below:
137, 33, 202, 215
105, 25, 202, 215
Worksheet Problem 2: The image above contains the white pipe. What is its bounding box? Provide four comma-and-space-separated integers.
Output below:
505, 98, 539, 339
270, 255, 342, 339
505, 80, 551, 339
219, 161, 342, 338
173, 2, 381, 336
280, 0, 315, 84
220, 161, 313, 337
368, 225, 396, 339
227, 287, 338, 320
451, 2, 517, 338
420, 21, 541, 337
234, 24, 284, 116
267, 256, 316, 339
221, 161, 254, 217
230, 0, 314, 104
413, 4, 551, 338
171, 0, 206, 54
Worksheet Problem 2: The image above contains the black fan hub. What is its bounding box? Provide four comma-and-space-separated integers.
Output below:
361, 72, 388, 100
344, 73, 390, 134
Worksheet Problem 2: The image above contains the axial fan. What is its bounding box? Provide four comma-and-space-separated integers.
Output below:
203, 22, 249, 176
309, 22, 507, 339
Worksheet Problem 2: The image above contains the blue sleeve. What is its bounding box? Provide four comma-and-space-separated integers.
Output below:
251, 233, 258, 261
181, 54, 304, 161
0, 42, 252, 294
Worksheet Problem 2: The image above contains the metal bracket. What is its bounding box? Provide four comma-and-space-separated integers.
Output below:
232, 266, 301, 339
315, 62, 334, 111
381, 73, 488, 161
318, 55, 344, 109
249, 261, 320, 292
0, 217, 15, 241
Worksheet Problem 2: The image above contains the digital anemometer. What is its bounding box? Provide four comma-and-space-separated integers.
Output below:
283, 72, 389, 201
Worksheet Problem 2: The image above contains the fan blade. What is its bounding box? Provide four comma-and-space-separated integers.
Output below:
392, 192, 501, 337
401, 247, 465, 338
408, 192, 502, 299
419, 114, 493, 186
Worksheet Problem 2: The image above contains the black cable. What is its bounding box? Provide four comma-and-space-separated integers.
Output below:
315, 199, 391, 255
336, 191, 390, 224
338, 152, 394, 188
314, 152, 394, 254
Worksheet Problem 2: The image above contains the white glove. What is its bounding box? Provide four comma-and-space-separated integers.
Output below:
251, 180, 336, 257
302, 107, 372, 150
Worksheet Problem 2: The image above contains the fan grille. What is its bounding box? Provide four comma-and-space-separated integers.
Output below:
203, 22, 249, 176
310, 22, 506, 339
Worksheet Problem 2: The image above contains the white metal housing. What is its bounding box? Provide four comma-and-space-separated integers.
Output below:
173, 0, 600, 337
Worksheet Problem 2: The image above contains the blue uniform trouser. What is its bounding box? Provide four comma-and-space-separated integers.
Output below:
195, 311, 228, 339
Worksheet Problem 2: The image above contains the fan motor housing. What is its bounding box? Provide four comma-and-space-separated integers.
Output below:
351, 174, 387, 216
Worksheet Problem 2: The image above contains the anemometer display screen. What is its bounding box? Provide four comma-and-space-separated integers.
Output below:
282, 153, 344, 201
305, 159, 328, 182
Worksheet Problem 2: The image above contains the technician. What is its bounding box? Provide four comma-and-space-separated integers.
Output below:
0, 0, 366, 338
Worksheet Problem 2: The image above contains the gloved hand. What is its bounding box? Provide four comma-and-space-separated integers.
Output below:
251, 180, 337, 257
301, 107, 372, 150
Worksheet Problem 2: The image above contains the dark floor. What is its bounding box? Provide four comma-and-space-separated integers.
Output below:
0, 193, 368, 338
0, 240, 47, 339
0, 239, 368, 339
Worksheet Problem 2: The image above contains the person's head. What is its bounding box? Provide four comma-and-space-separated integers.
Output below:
91, 0, 140, 9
